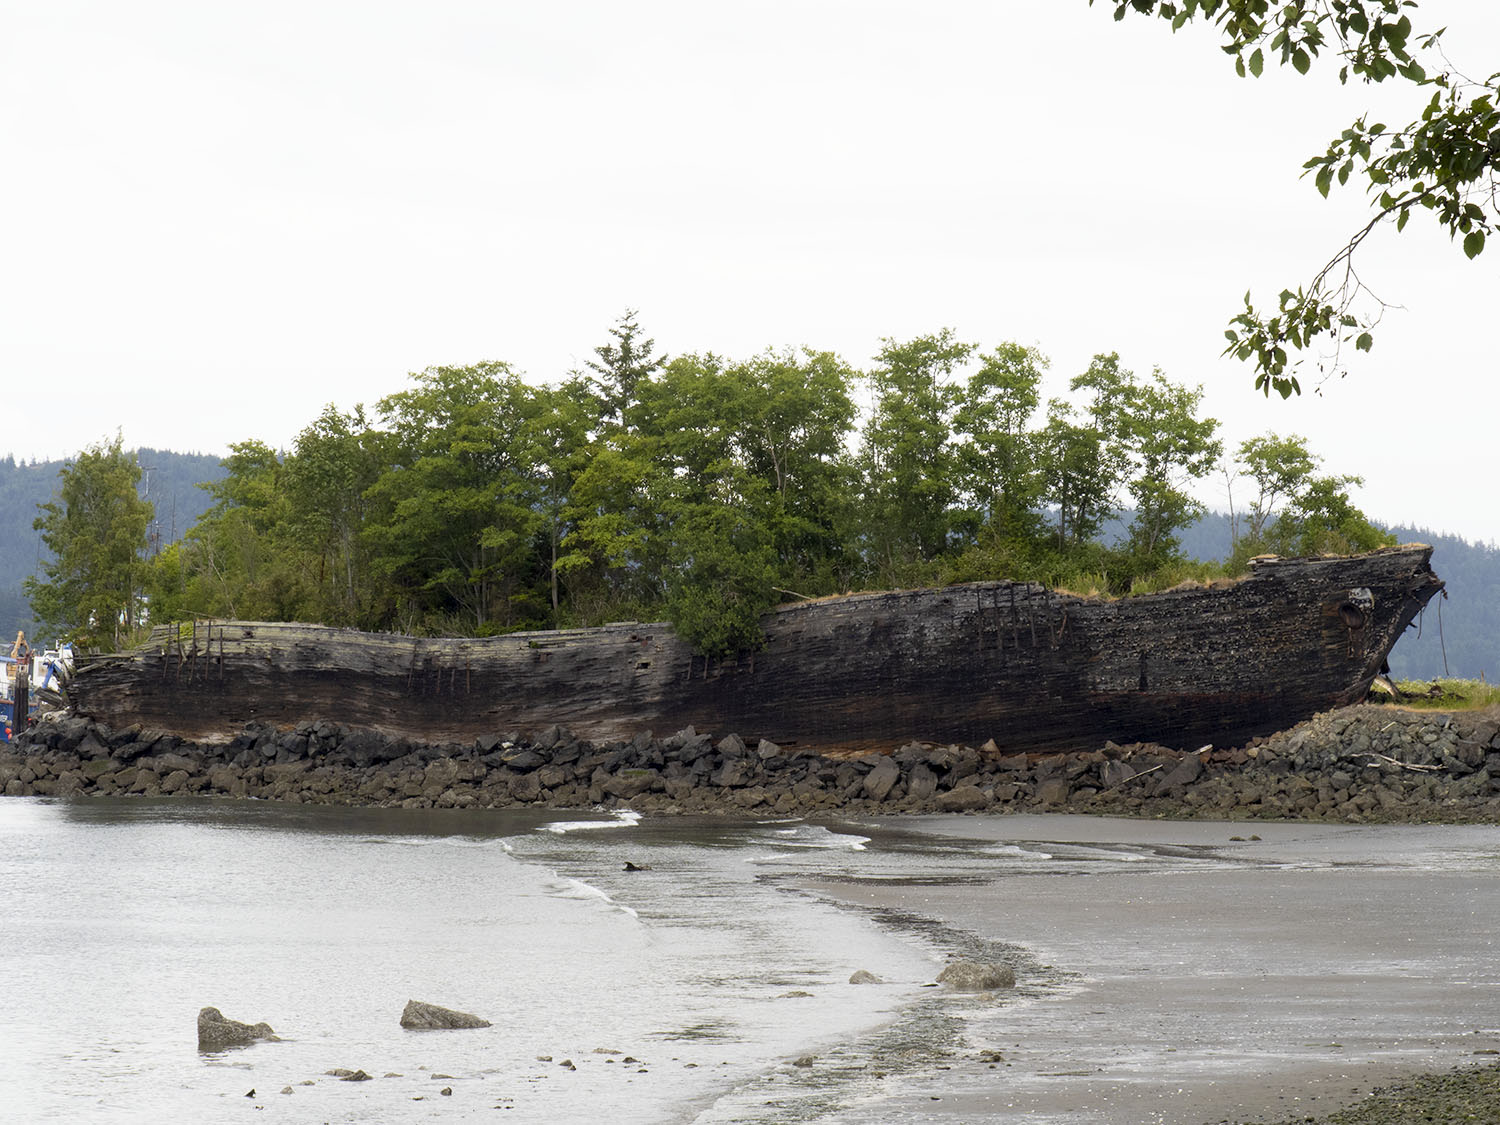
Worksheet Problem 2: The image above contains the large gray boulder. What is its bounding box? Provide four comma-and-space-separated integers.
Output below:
862, 757, 901, 801
400, 999, 492, 1030
935, 784, 989, 812
197, 1006, 279, 1050
936, 961, 1016, 991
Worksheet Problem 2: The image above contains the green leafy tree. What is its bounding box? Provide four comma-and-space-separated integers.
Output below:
662, 482, 779, 659
1038, 400, 1112, 550
563, 347, 858, 652
587, 309, 666, 429
1120, 369, 1222, 567
531, 375, 606, 623
27, 435, 153, 648
622, 353, 779, 651
558, 440, 666, 620
857, 331, 976, 583
1096, 0, 1499, 396
365, 363, 547, 634
1225, 432, 1394, 557
155, 440, 308, 621
1036, 353, 1137, 552
283, 404, 386, 626
1232, 431, 1319, 545
953, 341, 1048, 542
719, 349, 859, 592
1274, 474, 1396, 555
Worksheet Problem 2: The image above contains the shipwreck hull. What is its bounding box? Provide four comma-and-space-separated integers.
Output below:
69, 546, 1443, 754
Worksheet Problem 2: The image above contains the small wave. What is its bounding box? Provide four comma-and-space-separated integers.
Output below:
436, 836, 511, 849
355, 835, 510, 850
546, 876, 640, 918
981, 843, 1054, 861
540, 810, 643, 835
765, 825, 869, 851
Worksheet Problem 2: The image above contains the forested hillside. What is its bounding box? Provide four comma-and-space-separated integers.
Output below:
1382, 527, 1500, 682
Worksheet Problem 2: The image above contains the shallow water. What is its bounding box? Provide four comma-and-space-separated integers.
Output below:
0, 799, 951, 1123
4, 802, 1498, 1124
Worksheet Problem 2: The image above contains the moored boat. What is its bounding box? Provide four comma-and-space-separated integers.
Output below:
3, 644, 75, 741
66, 545, 1443, 754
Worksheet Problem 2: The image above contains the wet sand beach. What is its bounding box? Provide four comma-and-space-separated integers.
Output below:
807, 815, 1500, 1124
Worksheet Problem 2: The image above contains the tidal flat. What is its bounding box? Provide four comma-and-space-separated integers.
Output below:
2, 802, 1497, 1123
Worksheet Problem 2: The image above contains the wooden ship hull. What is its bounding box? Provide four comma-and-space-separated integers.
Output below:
68, 546, 1443, 754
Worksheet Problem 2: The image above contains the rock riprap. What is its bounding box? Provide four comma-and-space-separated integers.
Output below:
6, 703, 1500, 824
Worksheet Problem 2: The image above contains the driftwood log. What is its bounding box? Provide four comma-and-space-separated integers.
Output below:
67, 546, 1442, 754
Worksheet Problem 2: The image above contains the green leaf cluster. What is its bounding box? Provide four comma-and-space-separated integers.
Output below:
1096, 0, 1499, 395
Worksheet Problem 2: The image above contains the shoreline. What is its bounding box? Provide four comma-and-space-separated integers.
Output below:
801, 814, 1500, 1124
7, 701, 1500, 1123
3, 702, 1499, 825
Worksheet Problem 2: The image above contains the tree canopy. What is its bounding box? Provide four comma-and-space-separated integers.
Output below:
37, 314, 1392, 654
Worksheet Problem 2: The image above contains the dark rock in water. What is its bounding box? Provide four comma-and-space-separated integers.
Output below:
197, 1006, 279, 1050
623, 861, 651, 872
400, 999, 492, 1030
936, 961, 1016, 991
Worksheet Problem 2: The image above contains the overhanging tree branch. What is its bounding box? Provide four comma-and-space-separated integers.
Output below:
1094, 0, 1500, 395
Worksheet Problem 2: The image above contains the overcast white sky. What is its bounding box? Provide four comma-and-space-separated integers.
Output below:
3, 2, 1496, 544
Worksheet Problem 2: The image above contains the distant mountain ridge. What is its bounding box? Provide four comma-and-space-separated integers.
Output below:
1, 451, 1492, 682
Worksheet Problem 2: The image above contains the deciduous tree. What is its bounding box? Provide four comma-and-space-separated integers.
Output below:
857, 330, 975, 582
365, 363, 547, 634
953, 342, 1048, 542
27, 435, 153, 648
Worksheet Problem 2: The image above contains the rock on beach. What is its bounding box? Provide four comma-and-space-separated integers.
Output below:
936, 961, 1017, 991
